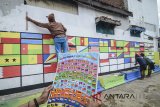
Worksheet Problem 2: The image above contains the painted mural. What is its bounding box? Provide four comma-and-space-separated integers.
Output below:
47, 53, 99, 107
0, 31, 154, 91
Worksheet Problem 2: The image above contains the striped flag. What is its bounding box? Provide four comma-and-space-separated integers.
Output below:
124, 41, 130, 47
76, 37, 88, 46
88, 38, 99, 46
43, 45, 55, 54
77, 46, 88, 53
100, 59, 109, 66
21, 39, 42, 44
43, 54, 57, 63
22, 55, 42, 65
109, 47, 116, 52
0, 66, 20, 78
21, 44, 42, 54
21, 33, 42, 39
109, 40, 116, 47
100, 47, 108, 53
69, 46, 77, 53
99, 39, 109, 46
124, 52, 130, 57
0, 32, 20, 44
116, 47, 123, 52
0, 44, 20, 54
116, 41, 124, 47
67, 36, 76, 46
89, 46, 99, 52
44, 63, 57, 73
43, 34, 54, 45
117, 52, 124, 58
108, 53, 117, 58
0, 55, 20, 66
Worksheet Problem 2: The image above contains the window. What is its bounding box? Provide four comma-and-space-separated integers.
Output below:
96, 22, 115, 35
25, 0, 78, 15
130, 30, 141, 37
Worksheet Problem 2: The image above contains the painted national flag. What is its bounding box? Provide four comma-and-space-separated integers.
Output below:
0, 44, 20, 54
22, 55, 42, 65
67, 36, 76, 46
77, 46, 88, 53
109, 47, 116, 52
21, 44, 42, 54
0, 55, 20, 66
99, 39, 109, 46
117, 52, 124, 58
43, 54, 57, 63
21, 39, 42, 44
44, 63, 57, 73
43, 34, 54, 45
22, 64, 43, 76
135, 48, 140, 52
140, 43, 144, 47
109, 40, 116, 47
0, 32, 20, 44
88, 38, 99, 46
130, 41, 135, 47
0, 66, 20, 78
130, 52, 135, 58
89, 46, 99, 52
130, 47, 135, 51
100, 53, 108, 59
108, 53, 117, 58
100, 59, 109, 66
140, 47, 144, 51
135, 42, 140, 48
116, 41, 124, 47
21, 33, 42, 39
69, 46, 77, 53
100, 47, 108, 53
124, 58, 131, 63
76, 37, 88, 46
116, 47, 123, 52
124, 47, 129, 52
124, 52, 130, 57
43, 45, 56, 54
124, 41, 130, 47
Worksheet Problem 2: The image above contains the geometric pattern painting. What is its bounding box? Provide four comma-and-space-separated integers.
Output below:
0, 31, 154, 91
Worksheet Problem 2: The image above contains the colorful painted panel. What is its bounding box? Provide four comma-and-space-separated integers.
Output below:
0, 55, 20, 66
43, 34, 54, 45
43, 54, 57, 64
43, 45, 56, 54
0, 66, 20, 78
77, 46, 88, 53
21, 44, 42, 54
0, 32, 20, 44
44, 63, 57, 74
69, 46, 77, 53
21, 55, 43, 65
68, 36, 76, 46
89, 46, 99, 52
88, 38, 99, 46
0, 44, 20, 54
99, 39, 109, 46
47, 53, 99, 107
76, 37, 88, 46
99, 47, 108, 53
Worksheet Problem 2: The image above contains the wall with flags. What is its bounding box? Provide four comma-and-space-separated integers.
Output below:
0, 31, 154, 92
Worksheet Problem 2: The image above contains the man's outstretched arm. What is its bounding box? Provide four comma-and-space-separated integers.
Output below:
26, 16, 49, 28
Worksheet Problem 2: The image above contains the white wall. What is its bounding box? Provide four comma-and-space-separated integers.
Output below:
0, 1, 145, 43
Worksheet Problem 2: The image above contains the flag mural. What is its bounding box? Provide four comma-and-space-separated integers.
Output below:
47, 53, 99, 107
0, 31, 155, 93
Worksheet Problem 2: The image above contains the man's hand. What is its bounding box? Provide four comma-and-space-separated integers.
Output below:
37, 85, 52, 104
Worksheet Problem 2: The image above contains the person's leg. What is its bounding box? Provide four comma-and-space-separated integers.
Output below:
61, 37, 68, 53
54, 38, 62, 53
147, 65, 151, 77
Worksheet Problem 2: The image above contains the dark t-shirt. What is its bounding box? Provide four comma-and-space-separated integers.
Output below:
135, 57, 147, 66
